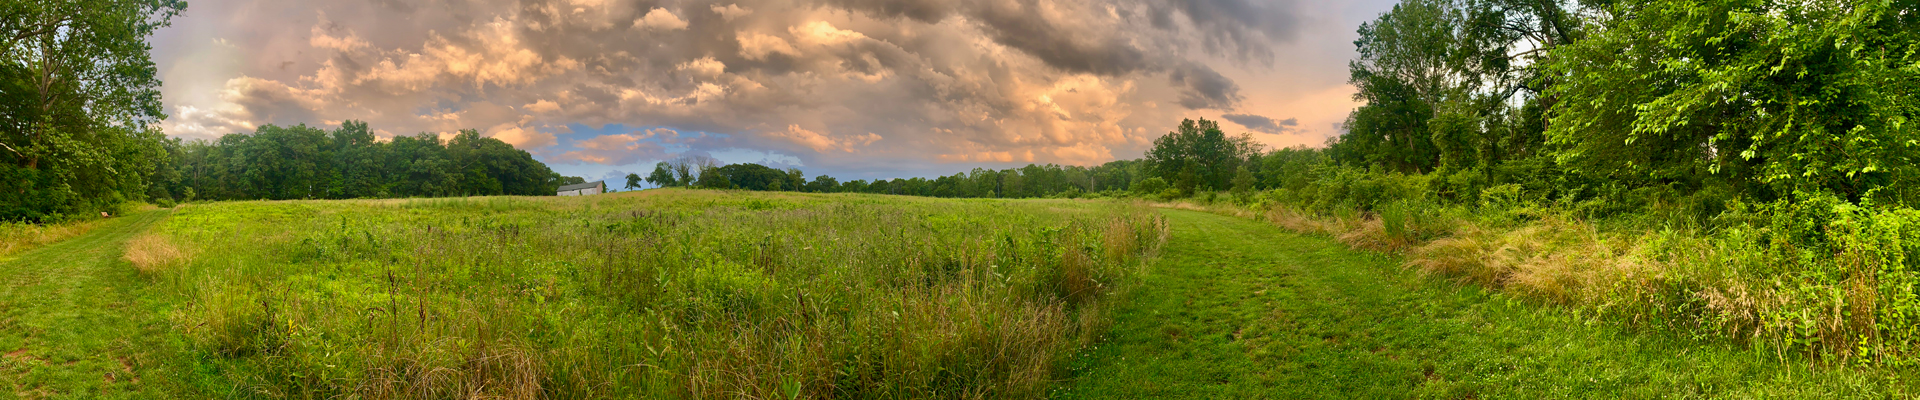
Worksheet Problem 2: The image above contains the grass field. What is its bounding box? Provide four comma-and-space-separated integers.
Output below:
127, 189, 1167, 398
4, 190, 1920, 398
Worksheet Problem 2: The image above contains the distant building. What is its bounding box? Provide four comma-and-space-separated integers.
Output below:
557, 181, 606, 196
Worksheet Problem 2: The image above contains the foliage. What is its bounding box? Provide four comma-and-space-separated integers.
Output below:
644, 161, 676, 187
1545, 0, 1920, 203
0, 0, 185, 221
1331, 0, 1564, 174
159, 121, 564, 200
1143, 119, 1258, 193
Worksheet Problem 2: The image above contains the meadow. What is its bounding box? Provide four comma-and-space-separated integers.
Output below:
127, 189, 1167, 398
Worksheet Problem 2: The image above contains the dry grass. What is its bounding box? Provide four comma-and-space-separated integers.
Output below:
1264, 206, 1348, 237
0, 219, 104, 258
123, 233, 189, 274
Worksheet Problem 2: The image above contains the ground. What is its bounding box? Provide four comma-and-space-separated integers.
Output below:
0, 201, 1914, 398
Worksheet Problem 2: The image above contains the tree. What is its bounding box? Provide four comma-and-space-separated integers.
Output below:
1143, 118, 1257, 195
1231, 165, 1256, 201
625, 172, 643, 190
645, 162, 675, 188
0, 0, 186, 220
161, 121, 559, 200
806, 175, 839, 192
1332, 0, 1573, 173
694, 164, 731, 189
1131, 177, 1169, 196
668, 158, 696, 186
1545, 0, 1920, 203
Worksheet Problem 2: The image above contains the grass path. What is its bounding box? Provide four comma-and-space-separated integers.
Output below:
1059, 209, 1916, 399
0, 210, 168, 399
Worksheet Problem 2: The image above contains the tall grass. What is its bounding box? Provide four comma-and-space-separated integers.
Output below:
123, 232, 189, 274
141, 190, 1166, 397
1203, 183, 1920, 366
0, 219, 104, 258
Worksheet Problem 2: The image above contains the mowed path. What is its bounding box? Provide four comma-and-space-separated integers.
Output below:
0, 211, 167, 398
1059, 209, 1914, 399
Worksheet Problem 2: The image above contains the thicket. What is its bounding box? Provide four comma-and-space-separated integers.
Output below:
138, 191, 1167, 397
155, 121, 569, 202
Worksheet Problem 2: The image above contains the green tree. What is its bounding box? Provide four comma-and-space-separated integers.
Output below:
1545, 0, 1920, 203
1333, 0, 1572, 173
1231, 165, 1256, 202
645, 162, 674, 187
1144, 118, 1257, 194
806, 175, 839, 192
0, 0, 185, 220
694, 164, 731, 189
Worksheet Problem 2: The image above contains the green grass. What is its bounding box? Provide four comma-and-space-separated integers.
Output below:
0, 210, 169, 398
132, 189, 1166, 398
7, 192, 1920, 398
1058, 209, 1920, 399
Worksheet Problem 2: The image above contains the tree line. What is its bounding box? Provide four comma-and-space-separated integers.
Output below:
624, 118, 1297, 200
151, 121, 568, 202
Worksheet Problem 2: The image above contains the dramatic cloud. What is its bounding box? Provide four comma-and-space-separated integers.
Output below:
152, 0, 1386, 179
1222, 113, 1300, 134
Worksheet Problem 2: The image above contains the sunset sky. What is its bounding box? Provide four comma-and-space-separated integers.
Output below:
150, 0, 1398, 183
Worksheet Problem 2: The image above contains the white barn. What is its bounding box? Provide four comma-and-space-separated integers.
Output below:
557, 181, 606, 196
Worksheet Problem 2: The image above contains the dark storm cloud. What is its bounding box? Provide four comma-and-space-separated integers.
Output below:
1170, 63, 1242, 110
1221, 113, 1299, 134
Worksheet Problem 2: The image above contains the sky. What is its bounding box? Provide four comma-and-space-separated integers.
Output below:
149, 0, 1399, 183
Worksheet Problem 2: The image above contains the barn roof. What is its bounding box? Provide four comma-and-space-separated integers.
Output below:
558, 181, 604, 191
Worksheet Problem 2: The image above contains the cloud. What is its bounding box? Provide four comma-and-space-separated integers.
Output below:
1221, 113, 1299, 134
711, 4, 753, 21
635, 8, 689, 31
156, 0, 1310, 174
1169, 63, 1242, 110
770, 124, 882, 153
485, 123, 557, 148
554, 131, 670, 166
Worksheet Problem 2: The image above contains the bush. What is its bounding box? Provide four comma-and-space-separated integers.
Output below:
1131, 177, 1169, 196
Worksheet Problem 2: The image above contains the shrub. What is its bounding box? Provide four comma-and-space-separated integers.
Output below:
1131, 177, 1169, 196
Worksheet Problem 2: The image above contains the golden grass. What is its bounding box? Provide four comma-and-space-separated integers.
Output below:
123, 233, 189, 274
0, 219, 104, 258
